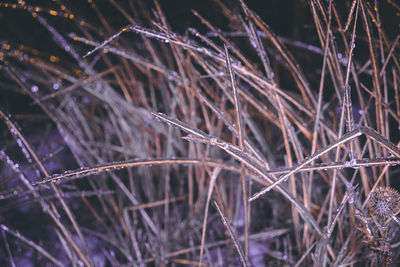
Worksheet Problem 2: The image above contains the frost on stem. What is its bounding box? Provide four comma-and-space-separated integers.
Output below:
368, 186, 400, 221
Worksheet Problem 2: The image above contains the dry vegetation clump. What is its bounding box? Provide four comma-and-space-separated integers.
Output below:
0, 0, 400, 266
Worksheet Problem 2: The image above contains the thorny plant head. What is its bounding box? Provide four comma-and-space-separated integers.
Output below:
358, 186, 400, 267
369, 186, 400, 223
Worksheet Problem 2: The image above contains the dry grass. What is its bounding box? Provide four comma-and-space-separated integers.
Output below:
0, 0, 400, 266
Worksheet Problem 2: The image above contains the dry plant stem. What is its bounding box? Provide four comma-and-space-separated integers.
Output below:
239, 0, 274, 82
343, 0, 359, 160
312, 0, 345, 94
214, 201, 248, 267
328, 2, 360, 262
105, 166, 160, 237
307, 0, 332, 252
3, 72, 104, 264
107, 0, 145, 40
224, 45, 249, 259
174, 139, 322, 235
343, 0, 358, 32
274, 95, 302, 252
328, 45, 345, 236
379, 35, 400, 77
360, 1, 384, 139
143, 229, 289, 264
0, 110, 92, 267
328, 184, 355, 236
1, 226, 16, 267
199, 167, 221, 265
160, 107, 175, 257
1, 225, 65, 267
394, 69, 400, 127
334, 3, 366, 126
376, 7, 392, 187
294, 242, 316, 267
333, 232, 353, 266
126, 196, 183, 212
123, 214, 144, 267
192, 10, 257, 74
198, 93, 266, 164
243, 4, 316, 107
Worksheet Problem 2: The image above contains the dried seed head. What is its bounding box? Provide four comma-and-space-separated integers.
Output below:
368, 186, 400, 220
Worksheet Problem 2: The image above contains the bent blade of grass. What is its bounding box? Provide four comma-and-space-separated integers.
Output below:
360, 126, 400, 158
